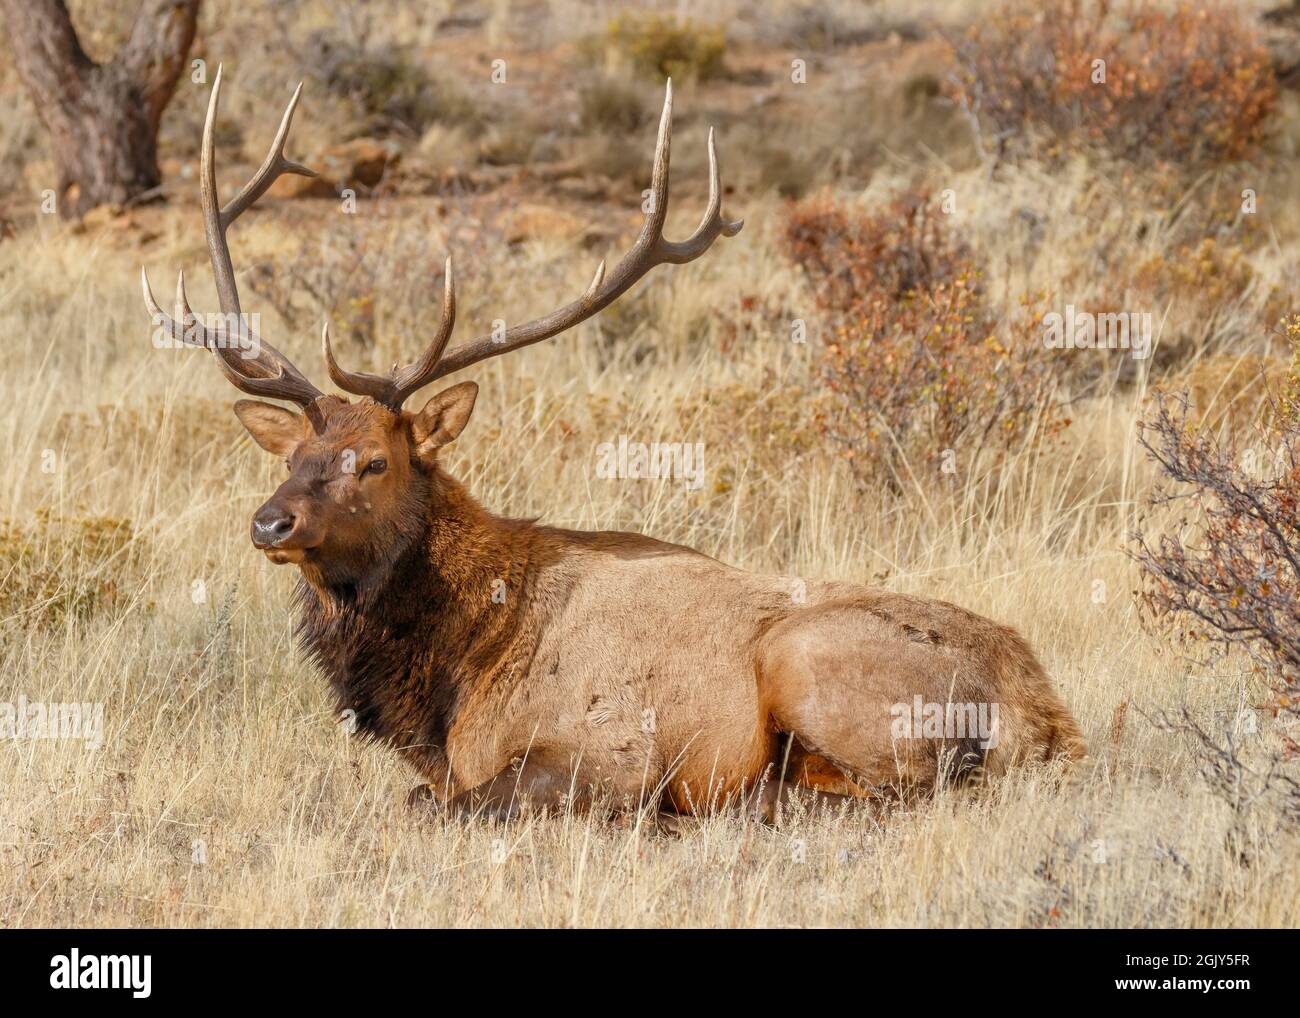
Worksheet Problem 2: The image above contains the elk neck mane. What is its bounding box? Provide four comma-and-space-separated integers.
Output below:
291, 467, 548, 773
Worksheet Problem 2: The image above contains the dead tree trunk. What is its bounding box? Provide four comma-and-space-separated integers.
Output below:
0, 0, 200, 218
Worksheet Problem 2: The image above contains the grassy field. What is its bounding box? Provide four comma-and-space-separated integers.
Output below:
2, 0, 1298, 927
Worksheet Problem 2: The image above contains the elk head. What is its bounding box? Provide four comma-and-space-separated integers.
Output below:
142, 67, 742, 585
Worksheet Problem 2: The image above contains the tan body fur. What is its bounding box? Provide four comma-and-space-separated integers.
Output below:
375, 472, 1085, 817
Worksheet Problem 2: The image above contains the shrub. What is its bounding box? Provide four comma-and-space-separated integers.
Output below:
585, 13, 727, 82
1133, 392, 1300, 847
785, 190, 1065, 487
785, 189, 968, 309
1133, 239, 1260, 317
0, 512, 138, 626
1135, 393, 1300, 686
577, 73, 653, 134
948, 0, 1277, 171
292, 29, 474, 136
1113, 237, 1285, 370
1278, 315, 1300, 429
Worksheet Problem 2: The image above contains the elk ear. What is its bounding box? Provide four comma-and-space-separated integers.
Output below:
410, 381, 478, 461
234, 400, 304, 456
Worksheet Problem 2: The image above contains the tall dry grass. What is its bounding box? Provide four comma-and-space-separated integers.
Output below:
1, 0, 1298, 927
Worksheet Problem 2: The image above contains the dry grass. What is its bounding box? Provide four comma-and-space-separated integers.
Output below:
1, 0, 1298, 928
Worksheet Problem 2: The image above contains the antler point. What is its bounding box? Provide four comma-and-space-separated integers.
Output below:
586, 259, 606, 298
140, 266, 158, 307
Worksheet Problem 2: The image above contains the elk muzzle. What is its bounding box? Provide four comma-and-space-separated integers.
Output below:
251, 498, 312, 563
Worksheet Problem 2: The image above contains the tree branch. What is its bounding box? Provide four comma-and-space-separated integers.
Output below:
0, 0, 94, 114
117, 0, 201, 128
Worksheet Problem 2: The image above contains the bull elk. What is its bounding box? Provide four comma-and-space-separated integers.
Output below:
142, 70, 1085, 823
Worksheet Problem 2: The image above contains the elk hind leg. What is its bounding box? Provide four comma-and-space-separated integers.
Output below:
759, 604, 978, 797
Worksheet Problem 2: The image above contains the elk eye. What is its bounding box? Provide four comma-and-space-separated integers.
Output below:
364, 458, 387, 477
284, 459, 291, 472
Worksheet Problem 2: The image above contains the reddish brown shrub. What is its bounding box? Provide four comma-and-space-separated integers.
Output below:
785, 190, 1065, 487
948, 0, 1277, 170
784, 189, 967, 312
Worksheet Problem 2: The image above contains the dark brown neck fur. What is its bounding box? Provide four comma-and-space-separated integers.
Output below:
293, 469, 545, 777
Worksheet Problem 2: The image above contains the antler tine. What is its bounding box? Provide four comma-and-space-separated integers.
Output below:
414, 78, 743, 389
142, 266, 325, 407
392, 256, 457, 398
199, 64, 239, 320
323, 257, 456, 409
641, 77, 675, 242
656, 126, 744, 263
201, 64, 316, 320
142, 266, 219, 350
219, 81, 316, 229
136, 64, 325, 414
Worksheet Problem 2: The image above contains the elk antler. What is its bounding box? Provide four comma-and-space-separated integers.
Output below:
141, 64, 326, 418
144, 75, 742, 418
324, 78, 743, 410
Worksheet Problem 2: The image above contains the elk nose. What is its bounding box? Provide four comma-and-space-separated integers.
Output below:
251, 505, 296, 548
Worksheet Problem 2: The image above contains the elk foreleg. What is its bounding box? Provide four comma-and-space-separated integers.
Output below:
408, 759, 596, 822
